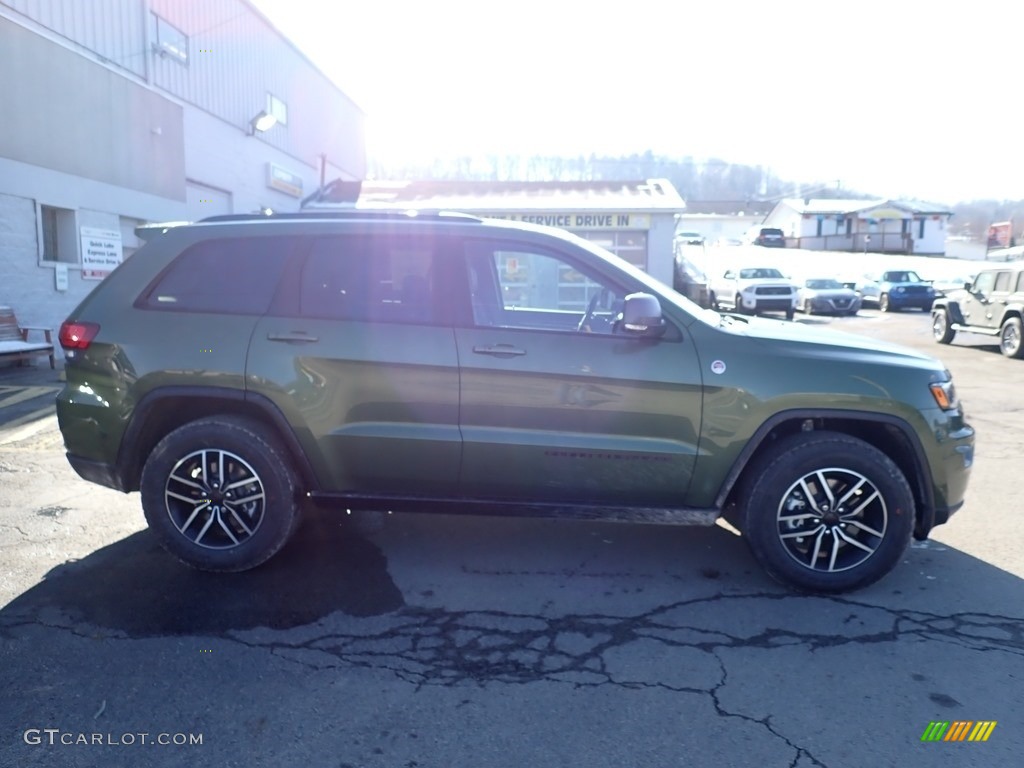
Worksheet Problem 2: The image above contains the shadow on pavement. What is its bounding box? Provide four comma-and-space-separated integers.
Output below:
2, 512, 404, 636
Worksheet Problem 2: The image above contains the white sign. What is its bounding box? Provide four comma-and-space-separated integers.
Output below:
80, 227, 123, 280
54, 264, 69, 291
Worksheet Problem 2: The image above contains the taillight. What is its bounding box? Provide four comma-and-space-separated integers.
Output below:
58, 321, 100, 350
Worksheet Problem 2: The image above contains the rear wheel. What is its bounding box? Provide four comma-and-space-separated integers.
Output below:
140, 416, 301, 572
932, 308, 956, 344
739, 431, 914, 593
1000, 316, 1024, 358
709, 291, 719, 310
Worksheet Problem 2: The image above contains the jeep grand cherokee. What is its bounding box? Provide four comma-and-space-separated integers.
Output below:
56, 210, 974, 593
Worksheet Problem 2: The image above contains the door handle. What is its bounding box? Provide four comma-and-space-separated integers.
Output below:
266, 332, 319, 343
473, 344, 526, 357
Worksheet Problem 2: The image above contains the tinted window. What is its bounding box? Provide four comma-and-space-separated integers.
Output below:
993, 271, 1011, 292
143, 237, 290, 314
299, 235, 437, 324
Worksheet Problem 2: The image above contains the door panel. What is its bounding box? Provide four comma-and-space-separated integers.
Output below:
456, 328, 702, 505
248, 320, 460, 494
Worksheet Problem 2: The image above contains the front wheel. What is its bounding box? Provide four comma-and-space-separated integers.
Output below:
1000, 316, 1024, 358
785, 307, 795, 321
879, 293, 893, 312
932, 308, 956, 344
739, 431, 914, 593
140, 416, 302, 572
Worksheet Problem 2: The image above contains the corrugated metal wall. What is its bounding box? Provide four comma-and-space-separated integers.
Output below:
2, 0, 146, 76
148, 0, 363, 175
2, 0, 365, 178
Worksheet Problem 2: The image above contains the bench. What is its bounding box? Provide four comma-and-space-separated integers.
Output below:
0, 306, 55, 369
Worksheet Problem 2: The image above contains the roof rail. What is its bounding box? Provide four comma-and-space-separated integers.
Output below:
197, 209, 484, 224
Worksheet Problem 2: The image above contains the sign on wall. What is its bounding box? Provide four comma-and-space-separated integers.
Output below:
483, 212, 651, 230
80, 227, 123, 280
267, 163, 304, 198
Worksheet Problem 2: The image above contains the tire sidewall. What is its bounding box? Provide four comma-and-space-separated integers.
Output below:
932, 308, 954, 343
1001, 317, 1024, 358
741, 433, 914, 593
140, 418, 299, 572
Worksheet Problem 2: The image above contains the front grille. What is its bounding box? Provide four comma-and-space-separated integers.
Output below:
755, 286, 792, 296
756, 299, 792, 310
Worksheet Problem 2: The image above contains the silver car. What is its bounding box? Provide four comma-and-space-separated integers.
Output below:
798, 278, 862, 316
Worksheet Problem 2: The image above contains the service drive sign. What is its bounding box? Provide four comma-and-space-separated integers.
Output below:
80, 227, 123, 280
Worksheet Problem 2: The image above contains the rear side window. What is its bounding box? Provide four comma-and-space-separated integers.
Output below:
299, 235, 438, 324
993, 271, 1011, 292
141, 237, 291, 314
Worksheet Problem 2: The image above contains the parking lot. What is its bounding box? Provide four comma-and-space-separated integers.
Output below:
1, 308, 1021, 767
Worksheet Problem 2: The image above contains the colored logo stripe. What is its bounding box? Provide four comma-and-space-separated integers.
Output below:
968, 722, 997, 742
921, 721, 996, 742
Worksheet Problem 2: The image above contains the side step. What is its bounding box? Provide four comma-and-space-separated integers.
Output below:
306, 492, 721, 526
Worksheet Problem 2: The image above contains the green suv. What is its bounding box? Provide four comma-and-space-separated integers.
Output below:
56, 211, 975, 593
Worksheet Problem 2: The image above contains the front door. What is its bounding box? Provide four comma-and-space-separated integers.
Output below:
453, 237, 703, 507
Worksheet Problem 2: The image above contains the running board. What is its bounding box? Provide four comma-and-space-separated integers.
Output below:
950, 323, 1000, 336
306, 492, 721, 526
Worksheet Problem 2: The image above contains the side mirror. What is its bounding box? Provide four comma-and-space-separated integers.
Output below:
964, 281, 973, 291
620, 293, 667, 337
723, 270, 734, 279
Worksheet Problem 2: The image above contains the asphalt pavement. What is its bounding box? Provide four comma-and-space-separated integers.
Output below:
1, 315, 1022, 768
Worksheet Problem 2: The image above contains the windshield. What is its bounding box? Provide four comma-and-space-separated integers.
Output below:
883, 271, 922, 283
739, 268, 783, 279
805, 279, 843, 289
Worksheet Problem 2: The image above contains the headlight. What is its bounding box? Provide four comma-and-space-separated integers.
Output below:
893, 286, 905, 293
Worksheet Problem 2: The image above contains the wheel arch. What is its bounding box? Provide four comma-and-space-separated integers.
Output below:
715, 410, 937, 539
115, 386, 320, 493
937, 299, 965, 325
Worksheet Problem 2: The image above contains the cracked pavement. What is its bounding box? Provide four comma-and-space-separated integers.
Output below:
2, 312, 1024, 768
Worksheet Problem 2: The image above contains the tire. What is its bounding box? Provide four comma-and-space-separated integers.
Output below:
735, 294, 747, 314
739, 431, 914, 593
879, 293, 893, 312
140, 416, 302, 572
785, 307, 795, 321
1000, 316, 1024, 359
709, 291, 719, 311
802, 299, 813, 315
932, 308, 956, 344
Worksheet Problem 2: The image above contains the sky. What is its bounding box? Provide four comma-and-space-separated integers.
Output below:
250, 0, 1022, 204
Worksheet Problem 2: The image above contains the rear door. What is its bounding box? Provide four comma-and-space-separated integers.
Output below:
452, 236, 703, 506
247, 231, 461, 495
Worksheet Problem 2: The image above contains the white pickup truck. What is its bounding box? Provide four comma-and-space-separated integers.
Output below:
709, 267, 799, 320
